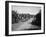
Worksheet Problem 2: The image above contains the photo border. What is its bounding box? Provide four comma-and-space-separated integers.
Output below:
5, 1, 45, 36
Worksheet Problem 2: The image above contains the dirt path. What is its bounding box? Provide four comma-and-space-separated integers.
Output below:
12, 17, 39, 31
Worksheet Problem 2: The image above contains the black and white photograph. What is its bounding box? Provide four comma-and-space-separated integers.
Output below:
12, 5, 41, 31
5, 1, 45, 36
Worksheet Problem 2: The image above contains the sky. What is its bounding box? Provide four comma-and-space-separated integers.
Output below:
12, 5, 41, 15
